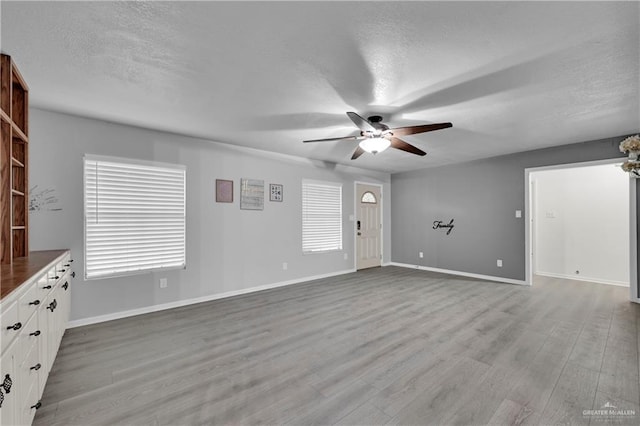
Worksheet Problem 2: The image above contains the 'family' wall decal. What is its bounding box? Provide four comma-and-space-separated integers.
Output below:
433, 219, 454, 235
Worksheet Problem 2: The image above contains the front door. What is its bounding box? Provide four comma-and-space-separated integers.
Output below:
356, 183, 382, 270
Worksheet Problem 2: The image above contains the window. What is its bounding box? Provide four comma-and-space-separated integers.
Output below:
361, 191, 377, 204
302, 180, 342, 253
84, 155, 186, 279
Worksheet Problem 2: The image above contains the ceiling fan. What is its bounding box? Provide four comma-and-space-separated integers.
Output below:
303, 112, 452, 160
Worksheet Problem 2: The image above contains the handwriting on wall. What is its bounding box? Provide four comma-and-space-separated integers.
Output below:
433, 219, 454, 235
30, 185, 62, 212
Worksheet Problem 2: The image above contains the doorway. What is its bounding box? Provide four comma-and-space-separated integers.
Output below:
355, 182, 382, 270
525, 160, 637, 298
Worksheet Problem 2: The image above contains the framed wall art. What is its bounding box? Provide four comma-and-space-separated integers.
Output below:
240, 178, 264, 210
216, 179, 234, 203
269, 184, 283, 202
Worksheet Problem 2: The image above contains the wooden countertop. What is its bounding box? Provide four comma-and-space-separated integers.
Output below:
1, 250, 69, 300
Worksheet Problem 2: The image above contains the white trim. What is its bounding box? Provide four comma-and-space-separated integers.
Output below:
630, 178, 639, 303
83, 153, 186, 171
524, 157, 638, 303
525, 174, 533, 285
354, 181, 384, 270
535, 271, 629, 287
67, 268, 356, 328
390, 262, 527, 286
524, 157, 625, 173
302, 178, 343, 187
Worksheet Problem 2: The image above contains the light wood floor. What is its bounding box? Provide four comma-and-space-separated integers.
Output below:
34, 267, 640, 425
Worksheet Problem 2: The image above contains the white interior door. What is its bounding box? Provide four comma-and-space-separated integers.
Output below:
356, 183, 382, 270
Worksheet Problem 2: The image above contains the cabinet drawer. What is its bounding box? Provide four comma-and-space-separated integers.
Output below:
19, 312, 41, 364
37, 273, 55, 297
55, 260, 71, 277
20, 373, 40, 426
18, 280, 42, 326
1, 300, 20, 354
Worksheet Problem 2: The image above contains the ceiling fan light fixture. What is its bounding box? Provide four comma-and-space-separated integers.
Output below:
359, 137, 390, 154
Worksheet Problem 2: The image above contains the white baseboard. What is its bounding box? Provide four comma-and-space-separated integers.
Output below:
535, 271, 629, 287
68, 268, 356, 328
390, 262, 528, 286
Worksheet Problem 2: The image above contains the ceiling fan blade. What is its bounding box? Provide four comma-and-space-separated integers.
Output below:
391, 122, 452, 137
390, 137, 426, 156
346, 112, 376, 132
303, 135, 362, 143
351, 145, 366, 160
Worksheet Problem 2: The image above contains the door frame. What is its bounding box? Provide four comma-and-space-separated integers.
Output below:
524, 158, 638, 303
353, 181, 384, 270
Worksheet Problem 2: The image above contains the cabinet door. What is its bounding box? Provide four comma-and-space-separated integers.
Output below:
60, 278, 71, 332
20, 339, 41, 426
40, 292, 56, 376
0, 341, 20, 426
52, 285, 64, 351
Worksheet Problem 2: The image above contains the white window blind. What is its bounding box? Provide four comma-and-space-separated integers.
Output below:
84, 156, 186, 279
302, 180, 342, 253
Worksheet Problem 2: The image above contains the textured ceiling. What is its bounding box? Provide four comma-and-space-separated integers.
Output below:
2, 1, 639, 173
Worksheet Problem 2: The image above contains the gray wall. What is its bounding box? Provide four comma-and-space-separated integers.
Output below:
391, 136, 636, 283
29, 109, 391, 322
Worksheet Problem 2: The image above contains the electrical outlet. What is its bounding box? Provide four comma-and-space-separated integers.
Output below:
344, 253, 348, 260
282, 262, 288, 271
497, 259, 503, 268
515, 210, 522, 218
159, 278, 167, 288
419, 252, 424, 258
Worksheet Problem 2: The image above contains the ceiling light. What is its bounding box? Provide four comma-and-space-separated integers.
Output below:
359, 137, 390, 154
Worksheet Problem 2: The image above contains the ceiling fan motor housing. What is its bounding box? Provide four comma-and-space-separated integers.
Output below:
361, 115, 390, 138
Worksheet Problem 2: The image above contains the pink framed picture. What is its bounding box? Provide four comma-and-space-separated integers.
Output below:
216, 179, 233, 203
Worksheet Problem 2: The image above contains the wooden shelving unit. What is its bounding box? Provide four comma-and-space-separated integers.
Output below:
1, 54, 29, 264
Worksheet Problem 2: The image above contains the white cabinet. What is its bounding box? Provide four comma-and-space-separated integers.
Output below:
0, 250, 72, 426
0, 341, 19, 426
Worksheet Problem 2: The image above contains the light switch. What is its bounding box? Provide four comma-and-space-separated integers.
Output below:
515, 210, 522, 218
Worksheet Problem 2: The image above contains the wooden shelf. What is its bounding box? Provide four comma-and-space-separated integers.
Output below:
1, 54, 29, 264
11, 121, 27, 143
11, 157, 24, 168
